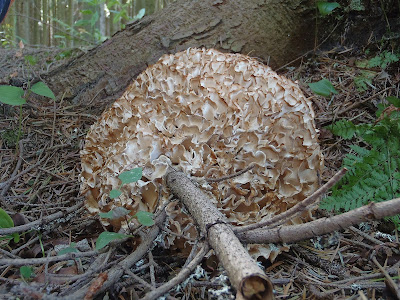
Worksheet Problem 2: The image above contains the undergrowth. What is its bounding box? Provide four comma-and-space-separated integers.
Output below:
320, 97, 400, 227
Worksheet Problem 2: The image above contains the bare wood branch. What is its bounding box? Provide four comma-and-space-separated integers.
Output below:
166, 170, 274, 300
206, 163, 256, 183
0, 200, 84, 235
45, 210, 167, 300
238, 197, 400, 244
141, 242, 210, 300
372, 256, 400, 299
235, 168, 347, 233
0, 250, 98, 267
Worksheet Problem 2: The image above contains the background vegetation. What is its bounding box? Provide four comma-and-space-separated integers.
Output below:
0, 0, 172, 47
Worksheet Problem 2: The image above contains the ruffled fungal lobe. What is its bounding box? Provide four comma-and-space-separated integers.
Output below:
80, 48, 323, 249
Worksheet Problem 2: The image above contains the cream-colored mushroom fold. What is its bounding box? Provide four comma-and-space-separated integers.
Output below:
80, 48, 323, 253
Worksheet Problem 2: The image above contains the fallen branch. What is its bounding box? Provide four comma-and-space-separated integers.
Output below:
372, 256, 400, 299
142, 242, 210, 300
166, 170, 274, 300
0, 201, 84, 235
238, 197, 400, 244
44, 210, 167, 300
0, 250, 98, 267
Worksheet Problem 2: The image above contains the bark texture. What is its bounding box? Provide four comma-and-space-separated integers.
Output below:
166, 171, 274, 300
42, 0, 315, 113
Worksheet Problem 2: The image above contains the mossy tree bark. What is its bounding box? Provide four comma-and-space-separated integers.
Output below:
42, 0, 315, 113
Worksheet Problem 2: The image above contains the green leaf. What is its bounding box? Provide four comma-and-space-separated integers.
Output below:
99, 207, 130, 219
90, 11, 99, 27
95, 232, 131, 250
24, 55, 37, 66
134, 8, 145, 20
0, 85, 26, 105
118, 168, 142, 185
58, 243, 79, 256
12, 233, 20, 243
20, 266, 34, 280
317, 1, 340, 16
135, 211, 155, 226
109, 189, 122, 199
80, 10, 94, 15
74, 19, 91, 27
326, 119, 357, 139
0, 208, 14, 228
99, 211, 114, 219
387, 96, 400, 108
30, 82, 55, 100
308, 79, 338, 97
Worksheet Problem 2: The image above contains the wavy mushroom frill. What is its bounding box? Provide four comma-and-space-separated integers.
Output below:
80, 48, 323, 248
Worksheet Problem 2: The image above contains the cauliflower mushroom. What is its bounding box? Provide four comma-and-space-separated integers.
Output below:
80, 48, 323, 256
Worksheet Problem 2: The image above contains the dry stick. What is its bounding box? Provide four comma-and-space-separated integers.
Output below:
122, 266, 154, 290
238, 197, 400, 244
0, 159, 44, 197
371, 256, 400, 299
332, 260, 400, 285
235, 168, 347, 233
349, 226, 383, 245
166, 170, 274, 300
206, 163, 256, 183
148, 251, 156, 289
337, 84, 397, 116
59, 251, 112, 296
0, 250, 98, 267
47, 211, 167, 300
141, 242, 210, 300
0, 248, 20, 259
0, 139, 28, 196
0, 201, 84, 235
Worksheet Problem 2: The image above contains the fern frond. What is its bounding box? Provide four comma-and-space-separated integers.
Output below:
323, 113, 400, 227
326, 119, 356, 139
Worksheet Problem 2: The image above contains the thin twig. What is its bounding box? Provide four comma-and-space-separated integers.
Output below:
0, 201, 84, 235
205, 163, 256, 183
349, 226, 383, 245
0, 139, 27, 196
235, 168, 347, 233
0, 248, 20, 259
141, 242, 210, 300
0, 250, 98, 267
372, 256, 400, 299
148, 251, 156, 289
47, 211, 167, 300
123, 266, 154, 290
337, 84, 397, 116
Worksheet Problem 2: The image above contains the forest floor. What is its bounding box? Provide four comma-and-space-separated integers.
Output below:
0, 45, 399, 300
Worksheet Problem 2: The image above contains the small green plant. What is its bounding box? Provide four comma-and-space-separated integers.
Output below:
110, 167, 143, 199
309, 79, 338, 97
354, 51, 399, 91
103, 167, 155, 226
20, 266, 34, 281
0, 81, 55, 106
321, 97, 400, 227
57, 242, 79, 255
0, 208, 20, 244
95, 231, 132, 250
0, 81, 55, 148
317, 1, 341, 16
95, 167, 154, 250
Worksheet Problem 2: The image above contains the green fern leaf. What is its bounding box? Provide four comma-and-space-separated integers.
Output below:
324, 111, 400, 227
326, 120, 357, 139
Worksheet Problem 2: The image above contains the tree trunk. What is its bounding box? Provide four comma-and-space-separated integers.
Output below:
42, 0, 315, 113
